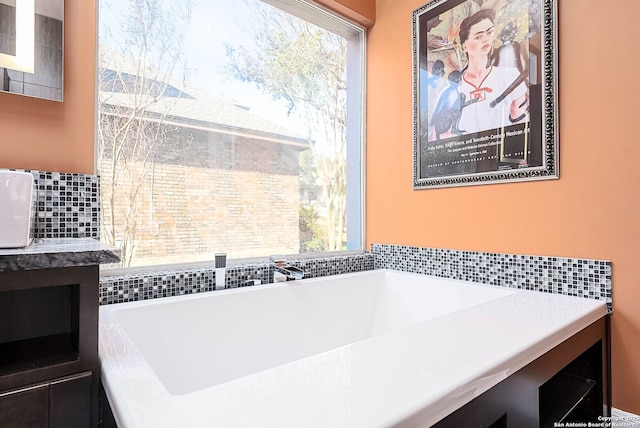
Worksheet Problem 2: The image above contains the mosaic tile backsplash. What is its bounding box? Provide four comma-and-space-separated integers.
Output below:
13, 169, 101, 239
371, 243, 612, 310
100, 244, 612, 311
12, 170, 611, 310
99, 253, 375, 305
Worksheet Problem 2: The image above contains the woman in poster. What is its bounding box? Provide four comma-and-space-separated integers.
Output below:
457, 8, 529, 133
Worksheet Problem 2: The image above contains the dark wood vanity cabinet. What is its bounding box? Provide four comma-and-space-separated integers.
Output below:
0, 265, 102, 428
427, 316, 611, 428
0, 371, 92, 428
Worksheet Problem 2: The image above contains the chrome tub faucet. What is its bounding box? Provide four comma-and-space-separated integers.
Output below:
269, 255, 304, 282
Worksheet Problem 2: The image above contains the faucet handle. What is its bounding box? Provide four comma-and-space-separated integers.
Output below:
214, 253, 227, 291
215, 253, 227, 268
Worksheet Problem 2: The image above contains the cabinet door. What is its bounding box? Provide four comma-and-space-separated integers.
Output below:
0, 382, 49, 428
49, 371, 93, 428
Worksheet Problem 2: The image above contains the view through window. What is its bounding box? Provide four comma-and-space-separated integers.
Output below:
97, 0, 364, 268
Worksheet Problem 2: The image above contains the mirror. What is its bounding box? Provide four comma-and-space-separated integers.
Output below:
0, 0, 63, 102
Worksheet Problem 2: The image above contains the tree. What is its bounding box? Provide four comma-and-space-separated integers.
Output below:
225, 0, 348, 251
97, 0, 192, 266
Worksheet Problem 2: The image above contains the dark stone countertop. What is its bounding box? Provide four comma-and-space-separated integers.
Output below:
0, 238, 121, 272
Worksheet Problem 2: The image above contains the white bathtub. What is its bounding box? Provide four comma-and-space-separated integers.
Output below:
99, 268, 607, 427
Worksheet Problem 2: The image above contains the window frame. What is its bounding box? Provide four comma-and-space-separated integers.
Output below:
96, 0, 367, 272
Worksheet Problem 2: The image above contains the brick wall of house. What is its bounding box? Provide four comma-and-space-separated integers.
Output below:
99, 127, 307, 267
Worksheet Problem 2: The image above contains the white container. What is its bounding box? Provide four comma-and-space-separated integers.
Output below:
0, 170, 34, 248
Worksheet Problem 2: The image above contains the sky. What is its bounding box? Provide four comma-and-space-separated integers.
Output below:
99, 0, 308, 136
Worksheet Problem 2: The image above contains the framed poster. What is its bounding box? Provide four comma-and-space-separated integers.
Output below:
412, 0, 558, 189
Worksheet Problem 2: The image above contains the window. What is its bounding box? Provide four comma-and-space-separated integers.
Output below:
97, 0, 364, 268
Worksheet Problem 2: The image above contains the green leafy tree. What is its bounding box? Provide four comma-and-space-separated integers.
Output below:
225, 0, 348, 251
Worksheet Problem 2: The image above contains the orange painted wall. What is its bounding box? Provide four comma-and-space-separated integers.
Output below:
0, 1, 96, 175
367, 0, 640, 414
